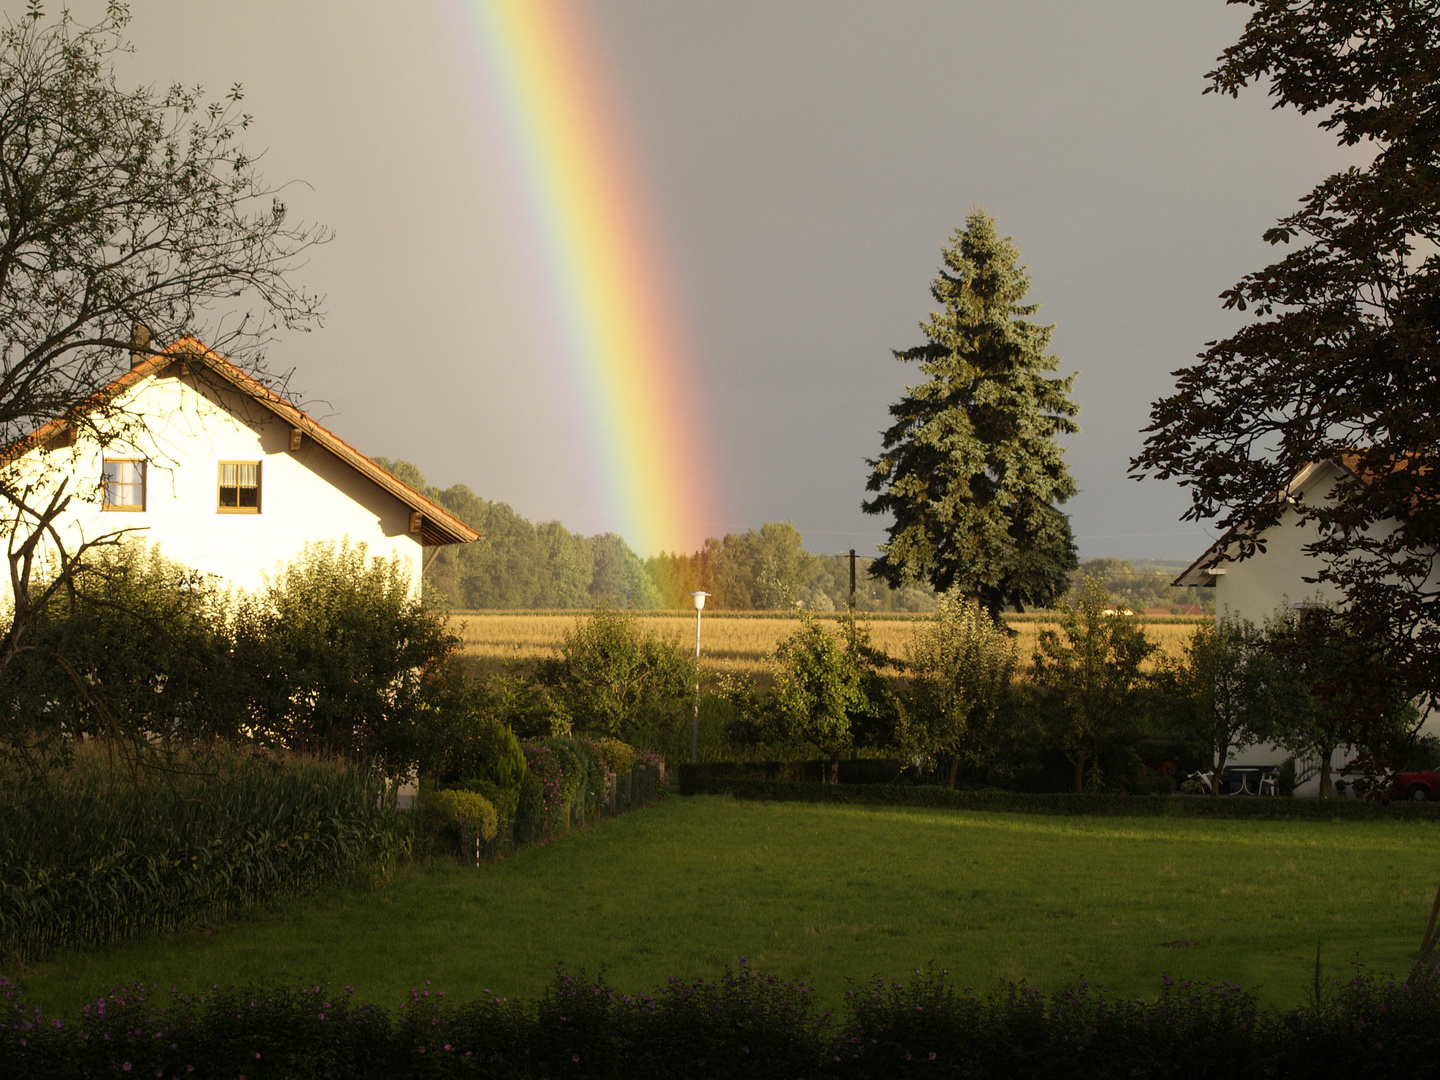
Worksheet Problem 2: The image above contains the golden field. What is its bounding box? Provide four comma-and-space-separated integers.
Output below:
448, 610, 1207, 680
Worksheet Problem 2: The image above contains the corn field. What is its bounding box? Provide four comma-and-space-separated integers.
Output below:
450, 610, 1206, 681
0, 744, 410, 965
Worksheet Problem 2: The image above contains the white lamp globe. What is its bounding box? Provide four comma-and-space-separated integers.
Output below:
690, 590, 709, 611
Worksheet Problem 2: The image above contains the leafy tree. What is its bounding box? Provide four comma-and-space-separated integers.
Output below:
0, 543, 241, 774
0, 6, 324, 678
864, 209, 1080, 621
726, 614, 868, 783
904, 590, 1016, 787
1263, 604, 1417, 798
1132, 1, 1440, 700
535, 606, 695, 742
1032, 577, 1156, 793
1159, 617, 1275, 796
235, 541, 457, 774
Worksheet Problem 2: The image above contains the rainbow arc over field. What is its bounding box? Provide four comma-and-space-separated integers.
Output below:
449, 0, 714, 557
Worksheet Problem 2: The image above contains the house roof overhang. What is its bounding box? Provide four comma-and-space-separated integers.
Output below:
1170, 458, 1360, 587
10, 338, 480, 547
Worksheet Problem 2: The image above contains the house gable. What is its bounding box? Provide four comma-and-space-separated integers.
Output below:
11, 339, 478, 594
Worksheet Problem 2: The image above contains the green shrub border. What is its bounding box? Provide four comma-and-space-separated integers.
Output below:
679, 772, 1440, 819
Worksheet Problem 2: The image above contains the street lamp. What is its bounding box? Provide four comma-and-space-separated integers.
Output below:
690, 591, 709, 764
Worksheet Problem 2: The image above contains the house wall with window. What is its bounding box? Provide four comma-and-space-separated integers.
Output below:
20, 361, 434, 596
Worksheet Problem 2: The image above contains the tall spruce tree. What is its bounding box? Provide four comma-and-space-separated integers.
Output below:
864, 210, 1080, 620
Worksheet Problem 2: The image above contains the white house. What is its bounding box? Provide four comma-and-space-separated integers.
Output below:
4, 337, 479, 595
1174, 456, 1437, 795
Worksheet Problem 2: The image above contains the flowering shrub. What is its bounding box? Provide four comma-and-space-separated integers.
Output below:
517, 743, 566, 839
590, 736, 637, 775
5, 964, 1440, 1077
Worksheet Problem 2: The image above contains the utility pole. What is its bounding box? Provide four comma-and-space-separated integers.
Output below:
848, 548, 857, 646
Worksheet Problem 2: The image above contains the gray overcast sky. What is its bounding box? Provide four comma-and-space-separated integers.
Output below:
40, 1, 1357, 560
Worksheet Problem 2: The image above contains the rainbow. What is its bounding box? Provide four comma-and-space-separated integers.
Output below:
446, 0, 715, 556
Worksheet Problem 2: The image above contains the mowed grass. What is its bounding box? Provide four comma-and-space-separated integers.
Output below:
13, 797, 1435, 1015
451, 611, 1203, 680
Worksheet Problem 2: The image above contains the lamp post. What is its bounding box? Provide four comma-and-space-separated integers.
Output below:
690, 590, 709, 764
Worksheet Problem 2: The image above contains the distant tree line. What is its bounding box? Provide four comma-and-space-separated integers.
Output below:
1068, 559, 1214, 616
374, 459, 939, 612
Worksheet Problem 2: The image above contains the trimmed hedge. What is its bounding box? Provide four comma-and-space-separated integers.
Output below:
6, 964, 1440, 1078
678, 770, 1440, 819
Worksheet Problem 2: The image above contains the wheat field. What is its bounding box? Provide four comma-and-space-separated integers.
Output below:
449, 610, 1206, 679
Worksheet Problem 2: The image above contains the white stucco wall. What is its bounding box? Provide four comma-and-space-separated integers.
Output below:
11, 365, 424, 596
1211, 503, 1338, 626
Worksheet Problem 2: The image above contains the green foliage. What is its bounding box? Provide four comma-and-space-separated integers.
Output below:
536, 606, 695, 741
0, 544, 241, 766
1262, 604, 1419, 797
904, 590, 1017, 785
13, 962, 1440, 1079
433, 704, 526, 792
727, 615, 867, 782
1032, 577, 1156, 794
588, 735, 637, 775
476, 672, 573, 740
0, 742, 407, 965
417, 787, 499, 847
236, 541, 457, 774
1157, 618, 1275, 793
864, 209, 1080, 618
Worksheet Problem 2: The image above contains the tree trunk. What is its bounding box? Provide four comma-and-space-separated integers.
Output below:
1211, 746, 1227, 797
1074, 751, 1086, 795
828, 752, 840, 785
946, 755, 960, 790
1319, 754, 1332, 800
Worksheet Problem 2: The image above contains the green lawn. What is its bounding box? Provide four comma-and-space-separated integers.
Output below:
13, 796, 1438, 1014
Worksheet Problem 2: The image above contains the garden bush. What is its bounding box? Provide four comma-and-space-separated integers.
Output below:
0, 743, 409, 965
415, 789, 499, 853
565, 738, 612, 820
590, 736, 637, 775
7, 963, 1440, 1078
516, 743, 568, 842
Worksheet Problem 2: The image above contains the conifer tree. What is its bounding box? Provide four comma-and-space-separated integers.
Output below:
864, 210, 1080, 620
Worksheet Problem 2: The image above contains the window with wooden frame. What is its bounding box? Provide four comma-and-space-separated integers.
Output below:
217, 461, 261, 513
102, 459, 146, 511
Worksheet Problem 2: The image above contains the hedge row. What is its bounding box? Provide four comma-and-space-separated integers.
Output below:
6, 964, 1439, 1078
678, 772, 1440, 819
452, 609, 1207, 625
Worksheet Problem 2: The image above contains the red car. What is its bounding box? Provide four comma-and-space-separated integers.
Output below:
1393, 770, 1440, 801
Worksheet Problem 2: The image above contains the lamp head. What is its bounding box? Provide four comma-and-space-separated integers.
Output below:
690, 590, 709, 611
